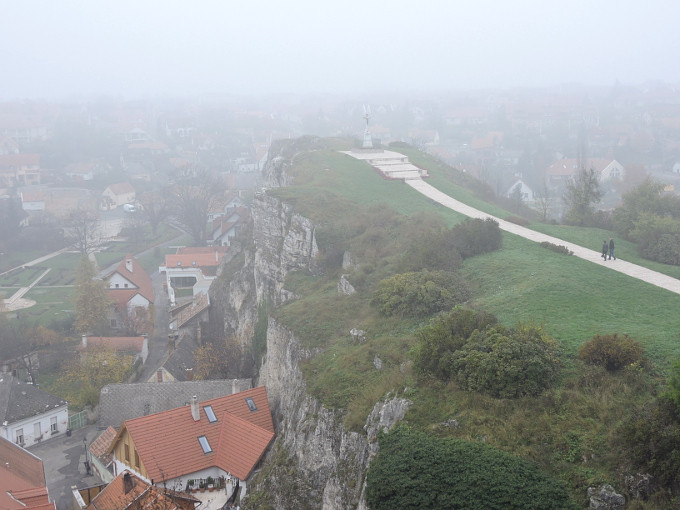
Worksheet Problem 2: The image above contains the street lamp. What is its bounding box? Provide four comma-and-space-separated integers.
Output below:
83, 437, 91, 475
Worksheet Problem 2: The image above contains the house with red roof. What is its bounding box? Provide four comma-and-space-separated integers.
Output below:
79, 336, 148, 364
159, 246, 228, 305
101, 182, 136, 210
0, 436, 56, 510
75, 470, 199, 510
0, 154, 41, 187
106, 387, 275, 502
105, 254, 155, 332
545, 158, 625, 189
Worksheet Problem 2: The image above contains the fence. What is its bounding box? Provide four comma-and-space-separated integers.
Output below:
68, 410, 88, 431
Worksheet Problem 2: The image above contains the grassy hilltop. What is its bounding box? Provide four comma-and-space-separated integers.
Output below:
265, 138, 680, 508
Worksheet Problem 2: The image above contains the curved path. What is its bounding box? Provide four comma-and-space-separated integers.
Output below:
406, 178, 680, 296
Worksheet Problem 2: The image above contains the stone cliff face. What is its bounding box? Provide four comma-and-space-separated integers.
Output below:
210, 139, 410, 509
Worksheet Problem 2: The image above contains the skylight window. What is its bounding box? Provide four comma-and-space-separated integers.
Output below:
245, 397, 257, 412
198, 435, 212, 454
204, 405, 217, 423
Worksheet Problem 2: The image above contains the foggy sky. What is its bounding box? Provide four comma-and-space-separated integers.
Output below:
2, 0, 679, 100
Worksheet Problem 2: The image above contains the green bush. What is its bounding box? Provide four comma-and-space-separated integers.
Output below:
539, 242, 573, 256
620, 399, 680, 491
366, 425, 575, 510
450, 218, 502, 259
577, 334, 644, 371
411, 308, 498, 381
371, 270, 470, 318
450, 323, 560, 398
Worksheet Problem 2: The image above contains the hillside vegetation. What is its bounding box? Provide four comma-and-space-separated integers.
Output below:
267, 138, 680, 508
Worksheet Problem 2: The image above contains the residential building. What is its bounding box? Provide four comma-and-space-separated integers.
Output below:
87, 426, 117, 484
545, 158, 625, 188
20, 190, 46, 212
73, 470, 199, 510
0, 374, 68, 448
107, 387, 275, 500
98, 380, 252, 429
101, 182, 136, 210
506, 178, 535, 203
64, 162, 96, 182
0, 436, 56, 509
0, 154, 41, 187
79, 336, 149, 365
159, 246, 228, 305
149, 334, 200, 383
105, 254, 155, 330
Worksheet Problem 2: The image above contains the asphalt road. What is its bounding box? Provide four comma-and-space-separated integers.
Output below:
27, 424, 101, 510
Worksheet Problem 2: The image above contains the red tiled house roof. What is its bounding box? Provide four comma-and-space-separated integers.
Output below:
79, 336, 145, 354
107, 254, 154, 304
87, 470, 198, 510
108, 387, 274, 483
0, 437, 55, 510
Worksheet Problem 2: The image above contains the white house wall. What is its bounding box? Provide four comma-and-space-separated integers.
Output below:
2, 406, 69, 448
109, 273, 136, 289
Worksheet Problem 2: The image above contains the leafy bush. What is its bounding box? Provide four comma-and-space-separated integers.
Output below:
450, 323, 561, 398
450, 218, 502, 258
371, 270, 470, 318
411, 308, 498, 381
366, 425, 574, 510
400, 228, 463, 273
540, 242, 573, 256
577, 334, 644, 371
619, 399, 680, 491
505, 215, 530, 226
630, 213, 680, 265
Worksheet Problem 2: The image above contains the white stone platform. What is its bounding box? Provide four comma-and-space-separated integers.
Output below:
341, 149, 428, 180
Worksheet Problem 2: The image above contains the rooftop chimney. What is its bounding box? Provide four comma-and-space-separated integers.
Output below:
232, 378, 238, 394
125, 258, 133, 273
185, 368, 193, 381
191, 395, 199, 421
81, 335, 87, 347
123, 472, 134, 494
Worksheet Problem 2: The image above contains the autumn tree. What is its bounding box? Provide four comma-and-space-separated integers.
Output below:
62, 346, 134, 407
563, 168, 602, 226
74, 255, 111, 334
194, 335, 243, 380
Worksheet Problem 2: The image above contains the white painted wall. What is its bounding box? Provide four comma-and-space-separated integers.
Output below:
2, 406, 69, 448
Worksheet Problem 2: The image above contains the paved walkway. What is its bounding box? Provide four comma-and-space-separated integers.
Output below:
406, 178, 680, 296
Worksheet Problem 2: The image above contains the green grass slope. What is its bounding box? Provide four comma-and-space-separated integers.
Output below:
266, 139, 680, 507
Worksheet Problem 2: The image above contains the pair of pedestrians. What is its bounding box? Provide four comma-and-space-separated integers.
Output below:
601, 238, 616, 261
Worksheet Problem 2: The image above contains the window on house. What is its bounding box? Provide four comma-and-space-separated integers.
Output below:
204, 405, 217, 423
115, 283, 120, 288
110, 319, 118, 328
34, 422, 41, 439
198, 435, 212, 454
125, 444, 130, 462
245, 397, 257, 412
15, 429, 23, 445
124, 283, 128, 288
51, 417, 57, 433
134, 450, 140, 468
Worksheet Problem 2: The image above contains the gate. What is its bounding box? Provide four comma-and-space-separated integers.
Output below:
68, 410, 88, 431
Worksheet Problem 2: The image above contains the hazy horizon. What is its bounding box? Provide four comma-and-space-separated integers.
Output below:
2, 0, 679, 101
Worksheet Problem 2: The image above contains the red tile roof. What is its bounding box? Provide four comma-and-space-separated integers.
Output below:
21, 191, 46, 203
0, 154, 40, 170
105, 182, 135, 195
89, 426, 117, 465
79, 337, 145, 353
87, 470, 198, 510
110, 387, 274, 482
0, 437, 55, 510
166, 247, 228, 269
107, 254, 154, 304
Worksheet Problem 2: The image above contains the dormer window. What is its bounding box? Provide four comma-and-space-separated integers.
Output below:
245, 397, 257, 412
198, 435, 212, 453
204, 405, 217, 423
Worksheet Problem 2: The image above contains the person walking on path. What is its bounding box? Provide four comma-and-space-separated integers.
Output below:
602, 240, 608, 261
609, 238, 616, 260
